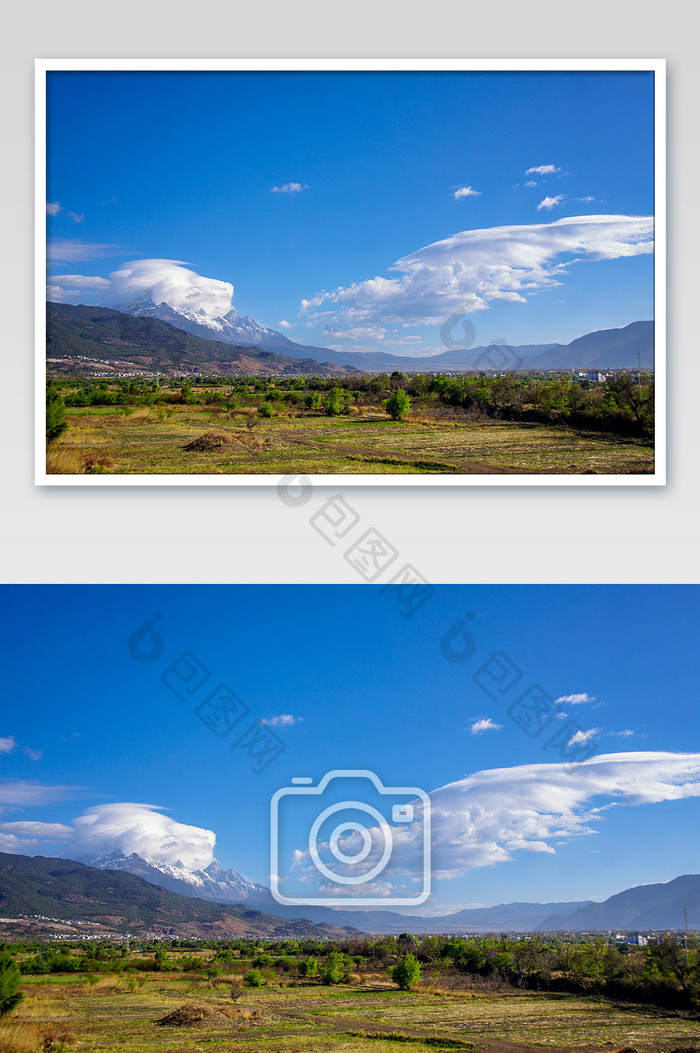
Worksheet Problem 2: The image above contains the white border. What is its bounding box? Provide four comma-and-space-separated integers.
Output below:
35, 58, 665, 487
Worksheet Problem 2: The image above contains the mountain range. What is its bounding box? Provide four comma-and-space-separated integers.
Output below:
118, 297, 655, 372
0, 852, 358, 939
81, 850, 698, 934
45, 303, 359, 378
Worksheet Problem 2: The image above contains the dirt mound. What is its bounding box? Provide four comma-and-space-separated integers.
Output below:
157, 1002, 233, 1027
157, 1001, 268, 1029
183, 430, 235, 452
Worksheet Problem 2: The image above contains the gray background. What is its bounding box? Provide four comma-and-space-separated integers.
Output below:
2, 2, 697, 583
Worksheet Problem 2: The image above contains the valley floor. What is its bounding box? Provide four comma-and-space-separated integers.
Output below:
47, 406, 654, 476
5, 974, 699, 1053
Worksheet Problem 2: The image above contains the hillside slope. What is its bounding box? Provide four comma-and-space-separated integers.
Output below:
46, 303, 359, 377
0, 852, 359, 938
540, 874, 700, 931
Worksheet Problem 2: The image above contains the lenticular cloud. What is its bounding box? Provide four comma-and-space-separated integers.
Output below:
301, 214, 654, 328
98, 259, 235, 319
427, 751, 700, 876
0, 803, 216, 872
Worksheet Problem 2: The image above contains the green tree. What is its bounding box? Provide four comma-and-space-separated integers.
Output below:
299, 956, 318, 978
243, 968, 264, 987
324, 387, 347, 416
258, 402, 275, 418
0, 952, 23, 1016
389, 952, 421, 991
46, 385, 68, 443
384, 388, 411, 421
320, 950, 347, 985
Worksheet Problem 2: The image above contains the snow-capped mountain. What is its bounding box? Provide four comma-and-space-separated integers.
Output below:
82, 850, 271, 906
120, 299, 330, 361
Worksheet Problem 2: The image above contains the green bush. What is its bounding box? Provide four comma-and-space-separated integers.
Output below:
243, 968, 264, 987
258, 402, 275, 418
389, 952, 422, 991
0, 952, 22, 1016
384, 388, 411, 421
46, 385, 68, 443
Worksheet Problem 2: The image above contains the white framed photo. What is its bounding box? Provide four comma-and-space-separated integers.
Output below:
36, 59, 665, 486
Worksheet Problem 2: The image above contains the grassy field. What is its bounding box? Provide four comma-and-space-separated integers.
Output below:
3, 973, 698, 1053
47, 405, 655, 476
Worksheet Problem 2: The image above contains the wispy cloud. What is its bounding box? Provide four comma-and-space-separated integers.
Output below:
538, 194, 566, 211
0, 737, 42, 761
610, 729, 636, 738
46, 201, 62, 217
555, 693, 596, 706
0, 780, 81, 813
469, 718, 502, 735
270, 182, 308, 194
526, 164, 561, 175
300, 214, 653, 329
453, 186, 480, 201
260, 714, 303, 728
47, 239, 122, 263
524, 180, 538, 188
67, 211, 85, 224
277, 320, 293, 329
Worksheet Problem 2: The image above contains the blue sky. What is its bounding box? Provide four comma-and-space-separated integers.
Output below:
46, 69, 655, 354
1, 586, 698, 915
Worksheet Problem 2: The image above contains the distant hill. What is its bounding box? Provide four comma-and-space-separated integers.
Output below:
540, 874, 700, 932
115, 296, 654, 373
45, 303, 360, 378
84, 851, 590, 933
529, 321, 654, 371
0, 853, 359, 939
309, 322, 654, 373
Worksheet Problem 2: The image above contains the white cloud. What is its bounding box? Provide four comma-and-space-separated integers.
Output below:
524, 180, 538, 188
277, 320, 293, 329
324, 326, 388, 341
270, 182, 308, 194
526, 164, 561, 175
301, 214, 653, 329
578, 195, 595, 203
610, 729, 636, 738
0, 738, 42, 761
426, 752, 700, 878
0, 802, 216, 871
56, 259, 237, 319
68, 211, 85, 224
538, 195, 566, 211
260, 714, 303, 728
453, 186, 481, 200
47, 240, 121, 263
46, 201, 62, 216
469, 718, 502, 735
555, 693, 595, 705
568, 727, 601, 746
0, 780, 80, 812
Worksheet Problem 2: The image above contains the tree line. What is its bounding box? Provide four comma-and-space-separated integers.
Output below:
2, 931, 697, 1011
